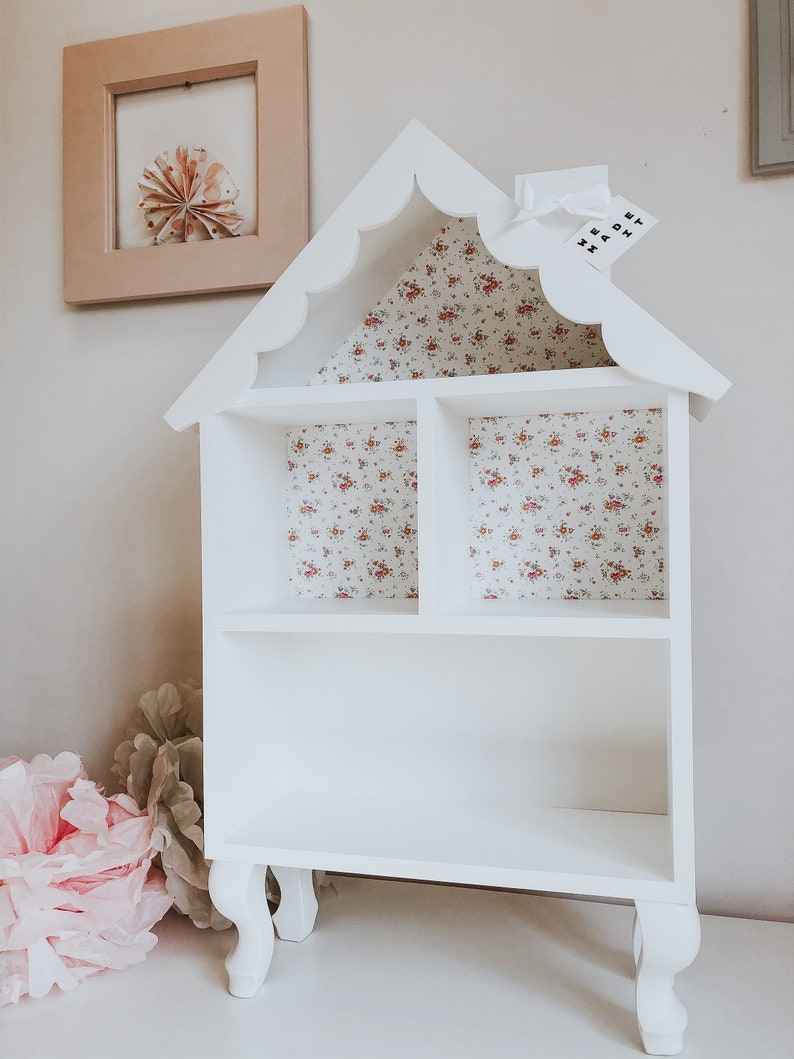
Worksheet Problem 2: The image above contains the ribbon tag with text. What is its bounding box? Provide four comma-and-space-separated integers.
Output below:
569, 195, 657, 271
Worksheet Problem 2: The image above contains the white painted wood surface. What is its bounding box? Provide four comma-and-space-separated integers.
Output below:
634, 901, 701, 1055
170, 123, 731, 1052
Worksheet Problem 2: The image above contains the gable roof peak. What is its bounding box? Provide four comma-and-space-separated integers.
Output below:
166, 123, 729, 430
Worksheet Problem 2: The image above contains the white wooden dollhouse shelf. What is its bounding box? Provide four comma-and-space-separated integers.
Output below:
167, 121, 729, 1056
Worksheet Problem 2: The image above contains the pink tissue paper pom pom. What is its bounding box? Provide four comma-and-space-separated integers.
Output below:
0, 752, 173, 1005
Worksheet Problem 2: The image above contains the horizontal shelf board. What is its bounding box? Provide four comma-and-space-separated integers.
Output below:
217, 791, 674, 899
219, 597, 418, 630
235, 366, 650, 416
216, 599, 672, 637
444, 598, 670, 620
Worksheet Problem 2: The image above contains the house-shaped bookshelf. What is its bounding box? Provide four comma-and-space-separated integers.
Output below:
167, 121, 729, 1056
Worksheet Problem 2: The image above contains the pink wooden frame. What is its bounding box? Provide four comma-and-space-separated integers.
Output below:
63, 7, 308, 304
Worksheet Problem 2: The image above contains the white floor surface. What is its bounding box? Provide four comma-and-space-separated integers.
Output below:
3, 874, 793, 1059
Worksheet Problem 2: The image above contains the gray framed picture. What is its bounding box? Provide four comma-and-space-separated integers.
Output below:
751, 0, 794, 173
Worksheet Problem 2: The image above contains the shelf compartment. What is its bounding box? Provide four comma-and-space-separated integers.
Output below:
205, 400, 418, 613
218, 793, 673, 901
432, 388, 670, 613
205, 632, 673, 898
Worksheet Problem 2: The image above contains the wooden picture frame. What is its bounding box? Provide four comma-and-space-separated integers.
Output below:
63, 7, 308, 304
751, 0, 794, 174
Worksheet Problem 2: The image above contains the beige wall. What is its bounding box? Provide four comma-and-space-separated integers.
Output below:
1, 0, 791, 921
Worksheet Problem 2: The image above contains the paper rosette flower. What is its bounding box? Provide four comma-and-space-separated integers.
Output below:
0, 752, 172, 1006
113, 683, 230, 931
138, 145, 243, 244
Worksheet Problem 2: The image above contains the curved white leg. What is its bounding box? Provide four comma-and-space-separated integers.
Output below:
209, 860, 274, 998
634, 901, 700, 1056
271, 865, 318, 942
633, 908, 643, 966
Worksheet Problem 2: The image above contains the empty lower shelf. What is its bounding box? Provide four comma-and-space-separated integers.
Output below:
215, 791, 675, 901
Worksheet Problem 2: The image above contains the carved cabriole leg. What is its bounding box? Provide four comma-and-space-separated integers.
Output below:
271, 866, 318, 942
208, 860, 274, 998
634, 901, 701, 1056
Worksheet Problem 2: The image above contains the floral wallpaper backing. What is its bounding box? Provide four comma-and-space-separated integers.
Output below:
313, 216, 614, 385
469, 409, 666, 600
286, 421, 418, 599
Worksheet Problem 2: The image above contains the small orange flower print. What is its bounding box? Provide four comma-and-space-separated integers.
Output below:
565, 467, 587, 486
603, 560, 631, 582
401, 280, 424, 300
479, 273, 502, 294
371, 560, 392, 580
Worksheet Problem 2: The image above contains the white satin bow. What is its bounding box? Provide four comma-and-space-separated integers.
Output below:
513, 177, 611, 221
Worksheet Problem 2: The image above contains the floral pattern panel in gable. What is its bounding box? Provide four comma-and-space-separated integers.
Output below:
313, 216, 614, 385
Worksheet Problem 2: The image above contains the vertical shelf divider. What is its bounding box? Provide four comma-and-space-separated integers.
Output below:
416, 395, 439, 615
434, 398, 472, 615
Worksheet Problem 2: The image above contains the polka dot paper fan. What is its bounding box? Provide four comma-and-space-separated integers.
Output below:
138, 145, 243, 244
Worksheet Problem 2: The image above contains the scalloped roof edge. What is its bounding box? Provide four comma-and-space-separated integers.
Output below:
165, 119, 730, 431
